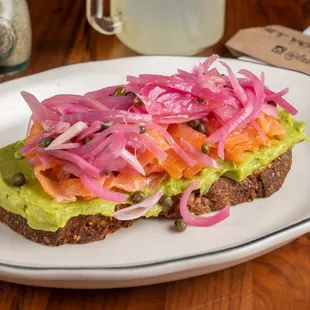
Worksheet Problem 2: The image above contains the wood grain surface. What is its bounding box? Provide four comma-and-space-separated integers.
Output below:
0, 0, 310, 309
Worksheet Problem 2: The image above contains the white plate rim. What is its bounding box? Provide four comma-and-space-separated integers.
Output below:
0, 57, 309, 285
1, 56, 309, 90
0, 217, 309, 289
1, 216, 309, 272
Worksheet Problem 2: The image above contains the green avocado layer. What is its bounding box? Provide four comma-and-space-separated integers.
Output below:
0, 111, 307, 231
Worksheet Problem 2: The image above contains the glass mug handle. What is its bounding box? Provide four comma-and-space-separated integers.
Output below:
86, 0, 122, 35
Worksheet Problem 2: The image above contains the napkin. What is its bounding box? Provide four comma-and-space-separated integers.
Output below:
226, 25, 310, 74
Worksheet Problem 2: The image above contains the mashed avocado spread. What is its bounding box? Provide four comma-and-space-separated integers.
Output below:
0, 112, 307, 232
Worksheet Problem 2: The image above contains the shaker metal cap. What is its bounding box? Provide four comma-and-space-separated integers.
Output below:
0, 18, 15, 60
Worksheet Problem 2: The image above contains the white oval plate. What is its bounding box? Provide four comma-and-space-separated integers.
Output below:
0, 57, 309, 288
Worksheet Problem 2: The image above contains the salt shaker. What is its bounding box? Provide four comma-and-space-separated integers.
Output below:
0, 0, 31, 76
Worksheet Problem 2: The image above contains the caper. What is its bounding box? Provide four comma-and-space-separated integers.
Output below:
174, 219, 187, 232
100, 120, 113, 131
126, 92, 144, 106
187, 119, 201, 128
159, 195, 173, 214
125, 91, 136, 98
132, 191, 145, 203
267, 101, 277, 107
11, 172, 26, 187
134, 95, 144, 106
139, 126, 146, 134
201, 144, 210, 154
40, 137, 53, 148
197, 123, 206, 134
159, 195, 173, 208
83, 136, 91, 144
113, 86, 126, 96
196, 98, 205, 104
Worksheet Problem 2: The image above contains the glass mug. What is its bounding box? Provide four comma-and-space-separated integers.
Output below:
87, 0, 226, 55
0, 0, 31, 76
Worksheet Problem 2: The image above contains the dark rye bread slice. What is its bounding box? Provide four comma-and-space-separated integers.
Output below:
0, 209, 134, 246
0, 150, 292, 246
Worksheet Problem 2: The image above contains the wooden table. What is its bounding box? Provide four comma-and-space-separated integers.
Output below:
1, 0, 310, 309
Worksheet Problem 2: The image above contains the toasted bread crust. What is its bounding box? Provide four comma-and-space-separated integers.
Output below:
0, 209, 133, 246
0, 150, 292, 246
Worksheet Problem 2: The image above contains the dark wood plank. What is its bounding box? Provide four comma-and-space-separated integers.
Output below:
0, 0, 310, 309
253, 234, 310, 310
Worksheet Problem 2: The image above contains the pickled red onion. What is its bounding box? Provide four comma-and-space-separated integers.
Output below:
192, 54, 219, 77
146, 124, 196, 166
82, 135, 113, 160
48, 150, 100, 178
113, 191, 163, 220
92, 133, 126, 170
21, 132, 53, 155
20, 55, 299, 204
120, 148, 145, 176
84, 85, 123, 99
41, 121, 70, 134
217, 138, 226, 160
46, 142, 82, 150
57, 103, 90, 115
80, 174, 128, 203
181, 139, 220, 168
139, 134, 167, 161
75, 121, 103, 141
207, 100, 254, 144
42, 94, 109, 111
251, 121, 267, 144
21, 91, 59, 121
220, 61, 247, 106
96, 96, 133, 110
45, 121, 87, 150
180, 181, 230, 227
73, 124, 140, 157
60, 110, 152, 124
261, 103, 279, 116
265, 88, 289, 101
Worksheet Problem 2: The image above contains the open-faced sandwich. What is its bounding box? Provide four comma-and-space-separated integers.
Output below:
0, 55, 308, 246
